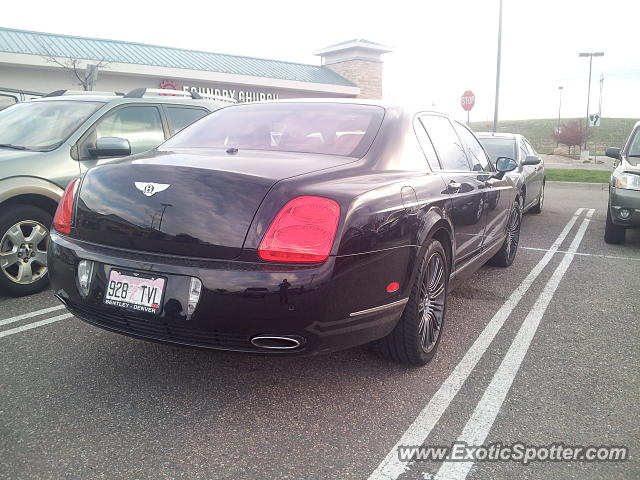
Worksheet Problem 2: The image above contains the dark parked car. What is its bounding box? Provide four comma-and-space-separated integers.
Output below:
604, 121, 640, 244
47, 100, 521, 365
476, 132, 545, 214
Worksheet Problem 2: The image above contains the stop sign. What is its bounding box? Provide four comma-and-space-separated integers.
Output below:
461, 90, 475, 111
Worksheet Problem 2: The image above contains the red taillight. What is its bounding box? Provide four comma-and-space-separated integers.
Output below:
258, 196, 340, 263
52, 178, 79, 234
386, 282, 400, 293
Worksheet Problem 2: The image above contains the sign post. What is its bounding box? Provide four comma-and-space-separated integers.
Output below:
461, 90, 475, 124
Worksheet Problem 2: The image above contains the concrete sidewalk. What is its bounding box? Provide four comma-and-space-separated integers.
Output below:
541, 153, 614, 171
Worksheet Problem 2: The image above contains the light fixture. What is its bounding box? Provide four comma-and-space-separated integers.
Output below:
77, 260, 94, 297
187, 277, 202, 318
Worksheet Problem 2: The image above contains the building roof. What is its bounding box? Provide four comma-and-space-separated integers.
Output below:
314, 38, 394, 56
0, 27, 356, 87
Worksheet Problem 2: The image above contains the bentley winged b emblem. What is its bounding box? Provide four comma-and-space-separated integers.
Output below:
134, 182, 170, 197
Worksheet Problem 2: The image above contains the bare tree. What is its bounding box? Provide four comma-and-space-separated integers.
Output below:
554, 119, 589, 156
38, 41, 108, 91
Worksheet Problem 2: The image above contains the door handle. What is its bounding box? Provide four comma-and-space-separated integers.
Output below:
448, 181, 462, 193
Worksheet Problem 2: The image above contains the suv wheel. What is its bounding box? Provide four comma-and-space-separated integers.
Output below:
0, 205, 52, 296
374, 239, 448, 365
604, 204, 626, 244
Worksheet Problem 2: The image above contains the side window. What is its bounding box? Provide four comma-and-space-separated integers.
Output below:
167, 107, 208, 133
523, 140, 537, 156
420, 115, 471, 171
0, 94, 17, 112
519, 142, 528, 163
414, 117, 441, 170
454, 123, 491, 172
81, 105, 165, 158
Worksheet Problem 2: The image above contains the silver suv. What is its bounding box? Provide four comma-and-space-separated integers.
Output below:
0, 88, 229, 296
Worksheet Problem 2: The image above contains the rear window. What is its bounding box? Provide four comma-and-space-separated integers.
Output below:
478, 137, 516, 164
160, 103, 385, 158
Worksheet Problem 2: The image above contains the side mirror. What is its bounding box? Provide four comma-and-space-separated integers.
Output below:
523, 155, 541, 166
605, 147, 621, 160
492, 157, 518, 180
88, 137, 131, 158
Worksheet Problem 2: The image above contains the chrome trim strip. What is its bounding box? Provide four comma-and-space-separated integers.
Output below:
349, 298, 409, 317
250, 335, 302, 350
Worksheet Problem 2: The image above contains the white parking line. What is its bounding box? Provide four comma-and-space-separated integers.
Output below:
367, 208, 587, 480
0, 304, 65, 328
0, 313, 73, 339
435, 209, 594, 480
522, 246, 640, 262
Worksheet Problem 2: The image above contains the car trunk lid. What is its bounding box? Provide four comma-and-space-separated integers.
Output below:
74, 149, 353, 259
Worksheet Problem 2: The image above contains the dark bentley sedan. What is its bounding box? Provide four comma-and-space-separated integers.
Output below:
48, 100, 520, 365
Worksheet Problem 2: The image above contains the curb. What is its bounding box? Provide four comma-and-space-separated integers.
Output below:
547, 181, 609, 190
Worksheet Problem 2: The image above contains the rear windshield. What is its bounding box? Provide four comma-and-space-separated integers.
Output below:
478, 137, 516, 164
160, 102, 385, 158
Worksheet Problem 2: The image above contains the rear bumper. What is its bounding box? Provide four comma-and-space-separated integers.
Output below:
48, 232, 414, 355
610, 187, 640, 227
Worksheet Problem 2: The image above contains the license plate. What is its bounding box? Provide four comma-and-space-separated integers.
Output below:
104, 269, 166, 315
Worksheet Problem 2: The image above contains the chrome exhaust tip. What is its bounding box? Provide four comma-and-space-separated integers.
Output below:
250, 335, 305, 350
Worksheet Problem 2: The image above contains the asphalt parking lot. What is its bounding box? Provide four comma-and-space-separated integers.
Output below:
1, 182, 638, 480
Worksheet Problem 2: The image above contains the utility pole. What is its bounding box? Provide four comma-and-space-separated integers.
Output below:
556, 86, 563, 148
492, 0, 503, 133
598, 74, 604, 116
578, 52, 604, 150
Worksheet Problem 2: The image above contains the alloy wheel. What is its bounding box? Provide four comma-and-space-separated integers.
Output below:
0, 221, 49, 285
417, 251, 447, 353
505, 206, 521, 263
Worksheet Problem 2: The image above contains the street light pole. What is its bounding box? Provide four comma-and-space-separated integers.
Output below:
598, 74, 604, 116
492, 0, 503, 133
578, 51, 604, 150
556, 86, 563, 147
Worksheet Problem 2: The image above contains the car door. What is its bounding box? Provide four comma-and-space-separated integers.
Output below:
76, 104, 168, 170
523, 138, 544, 207
419, 114, 487, 268
455, 123, 513, 249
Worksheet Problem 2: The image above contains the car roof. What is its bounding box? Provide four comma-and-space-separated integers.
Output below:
475, 132, 521, 140
218, 98, 457, 121
28, 95, 220, 108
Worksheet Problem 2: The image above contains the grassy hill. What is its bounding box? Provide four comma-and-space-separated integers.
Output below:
469, 118, 638, 155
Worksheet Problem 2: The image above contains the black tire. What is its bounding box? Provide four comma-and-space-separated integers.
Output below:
374, 239, 448, 366
530, 181, 544, 214
0, 205, 52, 296
488, 200, 522, 267
604, 205, 625, 244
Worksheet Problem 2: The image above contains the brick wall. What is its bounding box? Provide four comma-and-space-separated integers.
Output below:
325, 59, 382, 99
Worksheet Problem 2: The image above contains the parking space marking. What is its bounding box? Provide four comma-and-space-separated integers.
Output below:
522, 246, 640, 262
368, 208, 587, 480
434, 209, 595, 480
0, 313, 73, 339
0, 304, 65, 328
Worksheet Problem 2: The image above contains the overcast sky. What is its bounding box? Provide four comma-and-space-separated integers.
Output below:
4, 0, 638, 122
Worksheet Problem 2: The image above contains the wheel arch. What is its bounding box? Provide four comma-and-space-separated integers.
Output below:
0, 177, 63, 217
